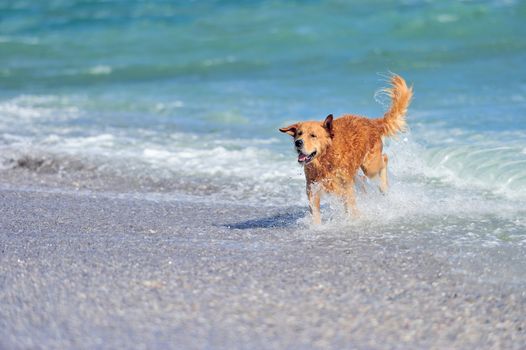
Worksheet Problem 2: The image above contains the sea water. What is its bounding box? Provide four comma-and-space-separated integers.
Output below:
1, 1, 525, 267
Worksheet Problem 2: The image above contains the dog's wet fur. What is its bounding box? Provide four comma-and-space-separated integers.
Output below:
280, 75, 413, 224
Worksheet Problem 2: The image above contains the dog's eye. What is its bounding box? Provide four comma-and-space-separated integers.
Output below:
298, 131, 303, 136
310, 134, 316, 138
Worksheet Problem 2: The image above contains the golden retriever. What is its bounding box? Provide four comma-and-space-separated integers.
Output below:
279, 75, 413, 224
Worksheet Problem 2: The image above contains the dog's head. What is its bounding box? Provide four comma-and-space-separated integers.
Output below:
279, 114, 334, 165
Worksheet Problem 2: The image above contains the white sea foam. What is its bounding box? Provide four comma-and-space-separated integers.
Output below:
0, 95, 80, 124
88, 65, 112, 75
436, 14, 458, 23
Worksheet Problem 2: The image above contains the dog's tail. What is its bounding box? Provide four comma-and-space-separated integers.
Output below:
376, 75, 413, 137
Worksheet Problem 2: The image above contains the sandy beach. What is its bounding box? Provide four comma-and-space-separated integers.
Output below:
1, 182, 525, 349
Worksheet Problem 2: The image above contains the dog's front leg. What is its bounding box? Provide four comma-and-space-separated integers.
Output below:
307, 187, 321, 225
344, 184, 360, 218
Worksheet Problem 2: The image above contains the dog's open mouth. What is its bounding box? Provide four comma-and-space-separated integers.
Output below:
298, 151, 317, 164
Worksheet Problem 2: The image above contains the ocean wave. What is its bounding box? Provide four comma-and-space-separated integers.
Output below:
423, 145, 526, 197
383, 134, 526, 199
1, 128, 526, 210
0, 35, 40, 45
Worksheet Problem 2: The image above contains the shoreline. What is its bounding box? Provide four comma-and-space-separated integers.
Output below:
1, 184, 525, 349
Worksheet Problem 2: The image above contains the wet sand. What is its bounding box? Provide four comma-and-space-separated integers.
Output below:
1, 186, 525, 349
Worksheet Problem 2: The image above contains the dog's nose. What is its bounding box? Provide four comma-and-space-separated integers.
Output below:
295, 139, 303, 148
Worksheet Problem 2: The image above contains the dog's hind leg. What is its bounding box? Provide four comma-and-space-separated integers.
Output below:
356, 174, 367, 193
379, 154, 389, 193
361, 142, 389, 194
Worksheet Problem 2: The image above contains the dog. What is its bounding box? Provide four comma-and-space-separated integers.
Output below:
279, 75, 413, 224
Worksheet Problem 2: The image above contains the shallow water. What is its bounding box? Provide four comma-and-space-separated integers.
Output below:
1, 1, 525, 253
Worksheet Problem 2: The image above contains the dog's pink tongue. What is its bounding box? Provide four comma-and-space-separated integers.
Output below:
298, 153, 307, 162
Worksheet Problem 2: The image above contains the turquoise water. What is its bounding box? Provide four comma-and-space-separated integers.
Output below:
1, 1, 526, 245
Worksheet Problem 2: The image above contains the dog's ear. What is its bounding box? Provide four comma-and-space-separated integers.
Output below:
279, 124, 298, 136
323, 114, 334, 137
